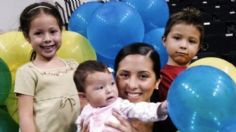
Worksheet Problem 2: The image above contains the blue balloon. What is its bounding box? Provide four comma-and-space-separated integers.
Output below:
167, 66, 236, 132
143, 28, 168, 68
68, 2, 103, 37
220, 120, 236, 132
121, 0, 169, 32
87, 2, 144, 60
96, 52, 114, 69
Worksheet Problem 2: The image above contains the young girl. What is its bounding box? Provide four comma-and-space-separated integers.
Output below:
156, 7, 204, 132
14, 2, 80, 132
73, 60, 168, 132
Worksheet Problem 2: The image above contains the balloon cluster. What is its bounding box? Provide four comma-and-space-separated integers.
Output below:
0, 31, 31, 130
189, 57, 236, 82
167, 57, 236, 132
68, 0, 169, 68
0, 31, 96, 129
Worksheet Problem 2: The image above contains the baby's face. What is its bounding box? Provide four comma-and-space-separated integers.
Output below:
85, 71, 118, 108
163, 23, 201, 66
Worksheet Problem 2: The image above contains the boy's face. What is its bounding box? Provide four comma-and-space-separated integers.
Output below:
163, 23, 200, 66
84, 71, 118, 108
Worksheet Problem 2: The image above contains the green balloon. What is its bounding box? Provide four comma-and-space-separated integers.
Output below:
0, 58, 11, 104
0, 109, 18, 132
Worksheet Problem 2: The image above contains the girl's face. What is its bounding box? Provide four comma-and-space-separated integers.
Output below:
85, 71, 118, 108
116, 54, 160, 102
27, 12, 62, 61
163, 23, 200, 66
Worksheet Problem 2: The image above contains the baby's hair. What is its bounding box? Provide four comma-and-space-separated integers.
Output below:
19, 2, 63, 38
163, 7, 204, 45
73, 60, 109, 93
114, 42, 161, 79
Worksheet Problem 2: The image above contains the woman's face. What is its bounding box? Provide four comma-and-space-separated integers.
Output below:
116, 54, 160, 102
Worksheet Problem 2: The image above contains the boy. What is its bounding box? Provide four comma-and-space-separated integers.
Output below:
156, 7, 204, 132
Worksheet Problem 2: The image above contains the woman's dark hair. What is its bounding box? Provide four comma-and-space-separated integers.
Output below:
163, 7, 204, 45
114, 42, 161, 79
73, 60, 109, 93
19, 2, 63, 61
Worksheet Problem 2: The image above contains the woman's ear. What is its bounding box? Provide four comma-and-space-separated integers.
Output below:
155, 76, 162, 90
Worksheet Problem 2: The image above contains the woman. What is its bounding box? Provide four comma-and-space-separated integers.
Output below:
106, 42, 164, 132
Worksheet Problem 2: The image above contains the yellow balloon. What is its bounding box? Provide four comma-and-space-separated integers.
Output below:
189, 57, 236, 83
0, 31, 32, 78
0, 31, 32, 123
58, 31, 97, 63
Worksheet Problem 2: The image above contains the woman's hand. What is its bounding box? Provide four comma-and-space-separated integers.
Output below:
80, 119, 89, 132
105, 109, 137, 132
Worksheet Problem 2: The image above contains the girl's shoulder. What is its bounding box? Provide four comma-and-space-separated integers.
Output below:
61, 58, 79, 70
17, 62, 35, 71
15, 62, 38, 78
62, 58, 78, 65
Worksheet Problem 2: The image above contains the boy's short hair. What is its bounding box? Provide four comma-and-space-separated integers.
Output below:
163, 7, 204, 45
73, 60, 109, 92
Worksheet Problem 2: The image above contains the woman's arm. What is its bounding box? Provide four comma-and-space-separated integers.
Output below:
18, 94, 36, 132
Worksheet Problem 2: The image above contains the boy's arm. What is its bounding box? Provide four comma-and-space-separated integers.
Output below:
120, 99, 168, 122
